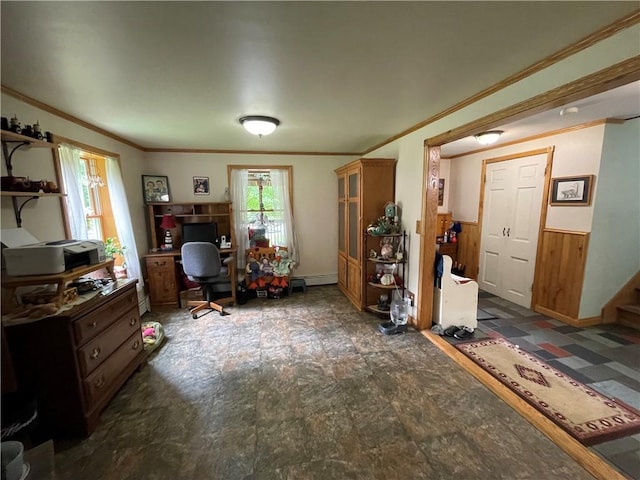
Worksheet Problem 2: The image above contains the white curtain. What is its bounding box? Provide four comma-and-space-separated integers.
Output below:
58, 144, 88, 239
270, 169, 299, 265
231, 169, 250, 270
106, 157, 145, 292
59, 145, 145, 296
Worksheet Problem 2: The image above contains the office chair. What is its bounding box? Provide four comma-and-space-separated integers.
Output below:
181, 242, 233, 318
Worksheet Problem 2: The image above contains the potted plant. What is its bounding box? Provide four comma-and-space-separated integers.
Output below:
104, 237, 128, 278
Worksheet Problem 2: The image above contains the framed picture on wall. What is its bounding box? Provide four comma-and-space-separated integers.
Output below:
142, 175, 171, 203
438, 178, 445, 206
550, 175, 595, 206
193, 176, 210, 195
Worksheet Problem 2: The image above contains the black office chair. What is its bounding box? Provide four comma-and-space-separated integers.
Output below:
181, 242, 233, 318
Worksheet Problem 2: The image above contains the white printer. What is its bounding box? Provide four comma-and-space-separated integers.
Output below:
3, 239, 106, 276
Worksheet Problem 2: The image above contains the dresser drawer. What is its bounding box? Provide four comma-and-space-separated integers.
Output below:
77, 308, 141, 377
82, 331, 143, 408
73, 288, 138, 345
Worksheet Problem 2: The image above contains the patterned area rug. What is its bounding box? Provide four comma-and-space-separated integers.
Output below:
456, 337, 640, 446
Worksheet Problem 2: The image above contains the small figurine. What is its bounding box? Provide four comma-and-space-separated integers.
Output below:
9, 115, 21, 134
380, 237, 394, 259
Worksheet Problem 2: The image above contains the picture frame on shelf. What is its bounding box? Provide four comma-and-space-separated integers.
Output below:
550, 175, 595, 206
142, 175, 171, 203
193, 176, 210, 195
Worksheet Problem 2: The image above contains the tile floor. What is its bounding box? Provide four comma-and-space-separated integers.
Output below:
471, 291, 640, 479
48, 285, 638, 479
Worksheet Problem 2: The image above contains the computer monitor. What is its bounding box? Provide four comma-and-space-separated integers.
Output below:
182, 222, 219, 247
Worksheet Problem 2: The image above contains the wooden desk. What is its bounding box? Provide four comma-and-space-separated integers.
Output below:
143, 248, 236, 307
1, 260, 116, 312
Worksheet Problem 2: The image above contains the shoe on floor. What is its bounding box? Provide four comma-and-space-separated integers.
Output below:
431, 324, 444, 336
453, 326, 475, 340
444, 325, 459, 337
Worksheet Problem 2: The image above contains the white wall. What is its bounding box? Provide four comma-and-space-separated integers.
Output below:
580, 119, 640, 317
1, 94, 148, 260
146, 152, 353, 281
365, 24, 639, 318
2, 22, 638, 313
449, 125, 606, 230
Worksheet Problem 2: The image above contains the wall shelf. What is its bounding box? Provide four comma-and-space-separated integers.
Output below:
1, 129, 61, 227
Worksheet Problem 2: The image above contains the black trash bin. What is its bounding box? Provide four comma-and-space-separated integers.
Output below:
1, 391, 38, 447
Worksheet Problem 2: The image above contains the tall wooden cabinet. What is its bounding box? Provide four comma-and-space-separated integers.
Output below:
335, 158, 396, 310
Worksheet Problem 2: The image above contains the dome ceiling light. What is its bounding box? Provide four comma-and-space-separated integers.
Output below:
239, 115, 280, 137
474, 130, 504, 146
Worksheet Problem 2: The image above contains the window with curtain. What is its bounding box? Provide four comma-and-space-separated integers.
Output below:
228, 166, 298, 270
58, 142, 144, 292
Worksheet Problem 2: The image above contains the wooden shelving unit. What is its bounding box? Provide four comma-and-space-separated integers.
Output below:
1, 129, 63, 227
364, 231, 407, 317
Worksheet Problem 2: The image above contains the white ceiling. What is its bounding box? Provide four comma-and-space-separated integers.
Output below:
1, 1, 638, 155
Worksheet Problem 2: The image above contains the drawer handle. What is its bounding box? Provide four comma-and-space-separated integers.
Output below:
95, 376, 106, 389
91, 347, 101, 359
154, 261, 166, 267
90, 321, 98, 328
129, 317, 137, 326
132, 340, 140, 350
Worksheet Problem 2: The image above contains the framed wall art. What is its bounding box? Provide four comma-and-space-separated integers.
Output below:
193, 176, 210, 195
550, 175, 595, 206
142, 175, 171, 203
438, 178, 445, 206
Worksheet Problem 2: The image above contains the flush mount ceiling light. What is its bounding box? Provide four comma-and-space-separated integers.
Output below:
474, 130, 503, 146
560, 106, 579, 116
239, 115, 280, 137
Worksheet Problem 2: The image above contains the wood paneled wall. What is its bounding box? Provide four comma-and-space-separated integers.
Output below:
456, 221, 480, 280
533, 229, 589, 321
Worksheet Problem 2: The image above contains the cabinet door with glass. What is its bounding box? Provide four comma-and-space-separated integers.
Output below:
346, 165, 361, 265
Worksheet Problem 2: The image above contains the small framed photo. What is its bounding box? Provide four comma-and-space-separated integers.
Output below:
193, 176, 210, 195
550, 175, 595, 206
142, 175, 171, 203
438, 178, 445, 206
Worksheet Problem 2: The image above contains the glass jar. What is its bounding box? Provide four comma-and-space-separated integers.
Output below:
390, 296, 411, 326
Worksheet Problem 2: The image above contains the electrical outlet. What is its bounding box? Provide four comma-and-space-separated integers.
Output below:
407, 291, 415, 307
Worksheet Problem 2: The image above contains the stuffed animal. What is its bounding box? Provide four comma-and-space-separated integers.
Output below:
271, 250, 294, 287
245, 251, 262, 289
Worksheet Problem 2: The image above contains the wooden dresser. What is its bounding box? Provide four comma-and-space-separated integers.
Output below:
3, 279, 144, 438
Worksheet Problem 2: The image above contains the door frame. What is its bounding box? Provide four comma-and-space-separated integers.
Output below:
477, 148, 554, 308
415, 57, 640, 330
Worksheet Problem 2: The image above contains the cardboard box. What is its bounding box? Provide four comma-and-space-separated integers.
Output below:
179, 288, 203, 308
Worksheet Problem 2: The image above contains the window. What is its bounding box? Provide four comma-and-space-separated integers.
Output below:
246, 171, 287, 247
57, 139, 144, 293
228, 165, 298, 268
73, 153, 121, 257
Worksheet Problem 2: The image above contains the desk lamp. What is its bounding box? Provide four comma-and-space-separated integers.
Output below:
160, 214, 177, 250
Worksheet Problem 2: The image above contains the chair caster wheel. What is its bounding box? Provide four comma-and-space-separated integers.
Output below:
192, 314, 198, 319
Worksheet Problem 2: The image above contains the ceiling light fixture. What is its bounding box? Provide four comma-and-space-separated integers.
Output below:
239, 115, 280, 137
560, 106, 579, 116
474, 130, 503, 146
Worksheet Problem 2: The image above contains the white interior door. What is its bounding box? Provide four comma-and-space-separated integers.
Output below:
479, 153, 547, 307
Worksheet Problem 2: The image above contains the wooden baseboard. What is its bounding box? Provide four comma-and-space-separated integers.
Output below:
421, 331, 627, 480
534, 305, 602, 327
